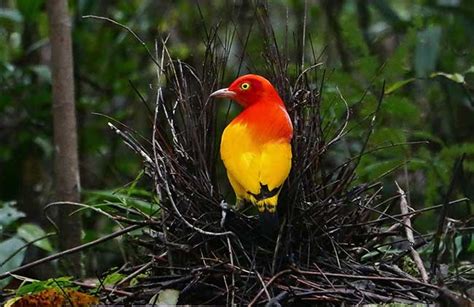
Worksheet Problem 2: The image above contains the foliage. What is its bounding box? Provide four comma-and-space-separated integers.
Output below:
15, 276, 75, 296
0, 202, 52, 288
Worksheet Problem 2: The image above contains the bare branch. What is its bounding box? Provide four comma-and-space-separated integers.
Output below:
396, 181, 429, 283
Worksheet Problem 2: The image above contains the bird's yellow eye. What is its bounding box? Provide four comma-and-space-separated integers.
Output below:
240, 82, 250, 90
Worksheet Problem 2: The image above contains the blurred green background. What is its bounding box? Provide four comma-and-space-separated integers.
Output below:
0, 0, 472, 277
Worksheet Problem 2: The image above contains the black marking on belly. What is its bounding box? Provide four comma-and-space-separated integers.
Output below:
247, 184, 280, 201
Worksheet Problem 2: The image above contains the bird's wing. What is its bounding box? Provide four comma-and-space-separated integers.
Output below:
220, 122, 292, 200
258, 141, 292, 192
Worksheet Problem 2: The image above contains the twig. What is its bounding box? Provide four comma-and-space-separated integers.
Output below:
292, 267, 440, 290
0, 225, 142, 280
114, 260, 154, 288
430, 154, 466, 279
395, 181, 428, 283
254, 271, 272, 305
82, 15, 161, 68
249, 270, 291, 306
339, 198, 468, 228
226, 236, 235, 306
108, 123, 154, 165
325, 86, 350, 148
74, 281, 133, 297
300, 0, 307, 71
150, 41, 234, 238
0, 232, 56, 267
272, 216, 287, 274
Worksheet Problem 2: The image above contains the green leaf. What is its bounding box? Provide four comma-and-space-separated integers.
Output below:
0, 9, 23, 23
0, 202, 26, 227
415, 26, 442, 77
29, 65, 52, 83
16, 280, 49, 296
17, 223, 53, 252
130, 273, 148, 287
468, 237, 474, 253
412, 131, 445, 146
102, 272, 126, 286
385, 78, 416, 95
0, 237, 27, 288
454, 235, 463, 258
16, 277, 75, 296
430, 72, 465, 84
361, 250, 380, 261
85, 189, 158, 215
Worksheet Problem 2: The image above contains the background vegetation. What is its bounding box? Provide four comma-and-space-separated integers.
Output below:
0, 0, 472, 300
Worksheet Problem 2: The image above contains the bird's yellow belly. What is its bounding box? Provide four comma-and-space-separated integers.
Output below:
220, 122, 292, 212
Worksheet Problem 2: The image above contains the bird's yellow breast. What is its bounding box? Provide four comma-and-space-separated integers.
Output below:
220, 121, 292, 207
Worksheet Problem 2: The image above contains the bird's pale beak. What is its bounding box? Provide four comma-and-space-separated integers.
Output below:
210, 88, 236, 99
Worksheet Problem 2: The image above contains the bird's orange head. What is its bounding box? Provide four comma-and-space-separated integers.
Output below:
210, 74, 283, 108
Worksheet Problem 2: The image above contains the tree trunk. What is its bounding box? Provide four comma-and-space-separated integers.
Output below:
46, 0, 83, 277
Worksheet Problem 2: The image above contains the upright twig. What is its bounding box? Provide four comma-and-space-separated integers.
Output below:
395, 181, 428, 283
430, 154, 466, 280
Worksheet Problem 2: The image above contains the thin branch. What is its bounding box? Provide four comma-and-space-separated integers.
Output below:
0, 233, 56, 267
396, 181, 428, 283
82, 15, 161, 68
430, 154, 466, 279
292, 267, 440, 290
249, 270, 291, 306
0, 225, 142, 280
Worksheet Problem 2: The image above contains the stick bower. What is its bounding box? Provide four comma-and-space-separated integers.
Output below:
99, 38, 471, 305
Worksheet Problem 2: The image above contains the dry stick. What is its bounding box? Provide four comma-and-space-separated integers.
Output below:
271, 216, 287, 275
108, 123, 154, 166
430, 154, 466, 279
153, 39, 175, 275
300, 0, 307, 71
226, 236, 236, 306
151, 41, 233, 238
104, 261, 154, 301
356, 223, 400, 257
340, 198, 468, 228
114, 260, 154, 289
292, 267, 440, 290
254, 271, 272, 305
313, 263, 336, 290
0, 225, 142, 280
249, 269, 291, 306
395, 181, 429, 283
73, 281, 133, 297
325, 87, 350, 148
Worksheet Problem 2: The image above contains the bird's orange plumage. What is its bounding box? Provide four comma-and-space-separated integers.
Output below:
210, 74, 293, 214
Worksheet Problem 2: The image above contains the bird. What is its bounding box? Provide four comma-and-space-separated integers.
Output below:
210, 74, 293, 228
